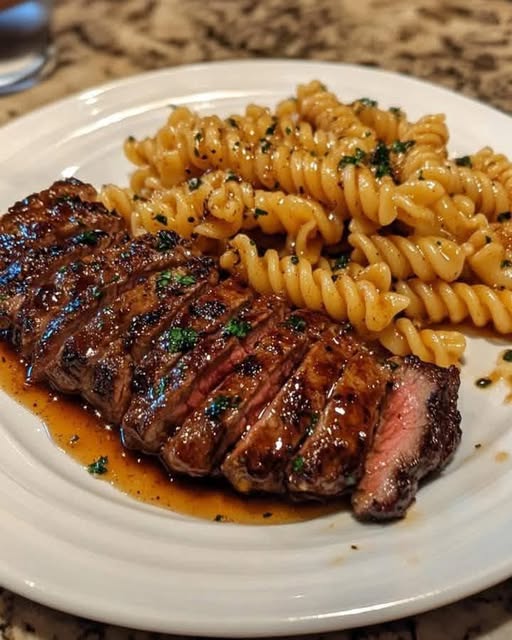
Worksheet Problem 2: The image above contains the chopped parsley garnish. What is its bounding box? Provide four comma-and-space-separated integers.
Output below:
223, 317, 252, 338
156, 230, 177, 252
133, 194, 147, 202
254, 207, 268, 218
390, 139, 415, 154
338, 147, 366, 169
389, 106, 403, 116
501, 259, 512, 269
157, 270, 196, 289
285, 126, 292, 135
503, 350, 512, 362
87, 456, 108, 475
371, 141, 392, 178
225, 171, 239, 182
455, 155, 472, 167
305, 412, 319, 436
75, 230, 100, 246
291, 255, 299, 265
205, 395, 238, 421
188, 177, 202, 191
157, 270, 173, 289
166, 327, 198, 353
357, 97, 378, 107
418, 169, 425, 180
260, 139, 271, 153
194, 131, 203, 143
333, 252, 351, 270
226, 117, 238, 128
154, 213, 168, 225
69, 434, 80, 444
485, 235, 492, 244
265, 123, 277, 136
214, 514, 226, 522
291, 456, 305, 473
475, 377, 492, 388
286, 315, 307, 332
175, 273, 196, 286
497, 211, 511, 223
126, 135, 135, 143
91, 286, 104, 300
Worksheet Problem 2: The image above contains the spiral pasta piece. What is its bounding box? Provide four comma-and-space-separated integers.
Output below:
395, 279, 512, 333
221, 234, 409, 331
349, 232, 468, 282
375, 318, 466, 367
472, 146, 512, 200
398, 114, 449, 150
352, 99, 403, 144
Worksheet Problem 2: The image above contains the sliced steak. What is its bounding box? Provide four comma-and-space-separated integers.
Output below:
221, 324, 356, 494
0, 230, 122, 333
287, 344, 389, 498
352, 356, 461, 520
17, 231, 192, 379
122, 283, 271, 453
162, 303, 312, 477
0, 179, 123, 270
47, 257, 217, 395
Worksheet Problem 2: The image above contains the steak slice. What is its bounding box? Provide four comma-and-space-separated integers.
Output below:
0, 179, 123, 270
121, 286, 286, 453
162, 304, 313, 477
221, 324, 356, 494
287, 344, 389, 498
18, 231, 192, 378
47, 257, 217, 395
352, 356, 461, 520
0, 230, 122, 333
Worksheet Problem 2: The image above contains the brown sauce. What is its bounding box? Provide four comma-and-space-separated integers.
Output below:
0, 342, 346, 525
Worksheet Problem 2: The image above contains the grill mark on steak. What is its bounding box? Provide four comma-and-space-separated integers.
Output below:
161, 300, 301, 477
121, 279, 254, 451
47, 258, 216, 395
221, 325, 356, 495
0, 230, 121, 334
0, 179, 123, 270
21, 231, 193, 380
352, 356, 461, 520
287, 344, 389, 498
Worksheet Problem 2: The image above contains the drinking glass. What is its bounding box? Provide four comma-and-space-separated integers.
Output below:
0, 0, 54, 94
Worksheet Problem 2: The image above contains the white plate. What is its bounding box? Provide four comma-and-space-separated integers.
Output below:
0, 60, 512, 637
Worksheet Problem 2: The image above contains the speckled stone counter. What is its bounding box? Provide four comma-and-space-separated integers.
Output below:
1, 0, 512, 638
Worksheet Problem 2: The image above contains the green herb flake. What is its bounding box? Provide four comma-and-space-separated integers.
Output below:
225, 171, 239, 182
87, 456, 108, 475
358, 97, 378, 107
154, 213, 168, 225
285, 126, 292, 135
390, 139, 415, 154
260, 139, 271, 153
501, 259, 512, 269
503, 350, 512, 362
156, 230, 177, 252
370, 141, 392, 178
334, 252, 351, 270
75, 230, 100, 246
291, 255, 299, 265
455, 155, 472, 167
475, 377, 492, 388
214, 514, 226, 522
286, 315, 307, 332
226, 117, 238, 128
188, 177, 202, 191
166, 327, 198, 353
485, 235, 492, 244
497, 211, 511, 223
175, 273, 196, 286
338, 147, 366, 169
265, 123, 277, 136
205, 395, 236, 421
69, 434, 80, 445
418, 169, 425, 181
133, 194, 147, 202
194, 131, 203, 143
126, 135, 135, 143
254, 207, 268, 218
389, 106, 403, 117
91, 286, 104, 300
223, 318, 252, 338
291, 456, 305, 473
305, 411, 320, 436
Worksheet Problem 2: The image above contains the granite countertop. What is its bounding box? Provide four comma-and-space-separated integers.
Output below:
1, 0, 512, 638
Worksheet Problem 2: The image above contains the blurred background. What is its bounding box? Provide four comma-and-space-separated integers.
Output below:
0, 0, 510, 124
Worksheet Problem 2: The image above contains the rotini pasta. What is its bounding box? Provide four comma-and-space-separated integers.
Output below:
221, 234, 409, 331
112, 79, 512, 366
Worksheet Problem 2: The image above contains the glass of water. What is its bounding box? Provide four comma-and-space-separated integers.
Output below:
0, 0, 54, 94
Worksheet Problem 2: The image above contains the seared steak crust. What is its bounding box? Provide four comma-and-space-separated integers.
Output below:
0, 183, 463, 521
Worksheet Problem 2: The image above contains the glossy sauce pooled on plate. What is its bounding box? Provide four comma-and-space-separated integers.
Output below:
0, 341, 345, 525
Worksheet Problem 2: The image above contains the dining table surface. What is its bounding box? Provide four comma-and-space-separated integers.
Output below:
1, 0, 512, 638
